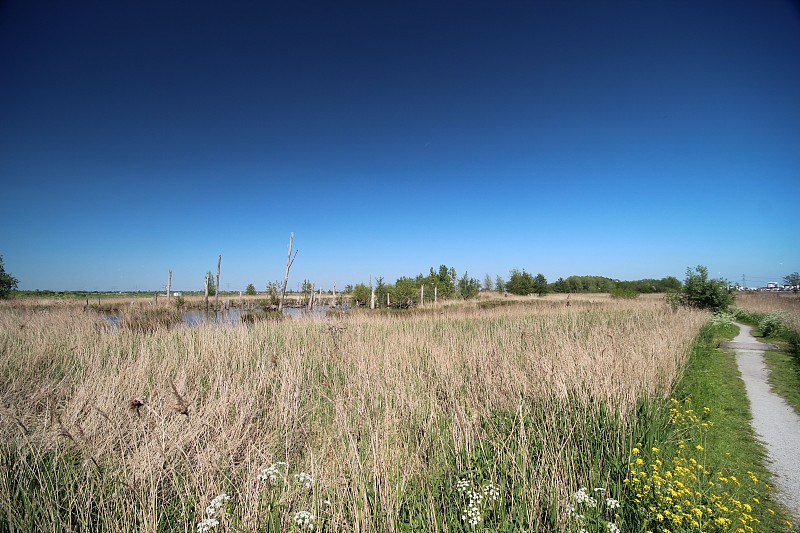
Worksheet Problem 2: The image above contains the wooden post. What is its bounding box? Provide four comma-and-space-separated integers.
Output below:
279, 233, 298, 313
166, 270, 172, 304
215, 255, 221, 311
420, 284, 424, 307
434, 285, 437, 304
332, 282, 337, 308
387, 293, 390, 306
204, 272, 210, 311
370, 274, 375, 309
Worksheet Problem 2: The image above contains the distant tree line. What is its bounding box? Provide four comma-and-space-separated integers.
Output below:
345, 264, 686, 308
548, 275, 681, 294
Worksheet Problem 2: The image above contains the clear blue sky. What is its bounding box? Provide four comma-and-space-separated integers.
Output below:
2, 1, 799, 291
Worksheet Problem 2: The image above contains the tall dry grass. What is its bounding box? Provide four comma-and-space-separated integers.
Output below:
0, 296, 707, 532
734, 291, 800, 333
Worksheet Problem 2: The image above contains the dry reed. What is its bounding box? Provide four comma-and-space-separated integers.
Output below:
0, 295, 707, 532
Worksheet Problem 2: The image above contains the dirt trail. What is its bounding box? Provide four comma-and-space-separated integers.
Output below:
728, 323, 800, 518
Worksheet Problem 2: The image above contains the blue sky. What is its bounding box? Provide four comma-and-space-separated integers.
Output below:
2, 1, 798, 291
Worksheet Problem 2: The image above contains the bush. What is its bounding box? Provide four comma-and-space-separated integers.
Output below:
759, 311, 788, 337
610, 286, 639, 299
670, 265, 734, 311
709, 311, 737, 327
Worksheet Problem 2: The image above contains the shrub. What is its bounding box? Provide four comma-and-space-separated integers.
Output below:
610, 286, 639, 299
670, 266, 734, 311
759, 311, 788, 337
709, 311, 737, 327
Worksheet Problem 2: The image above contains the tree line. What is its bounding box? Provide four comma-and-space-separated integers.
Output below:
339, 266, 687, 308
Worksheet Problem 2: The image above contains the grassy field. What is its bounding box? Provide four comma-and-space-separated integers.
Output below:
0, 294, 783, 532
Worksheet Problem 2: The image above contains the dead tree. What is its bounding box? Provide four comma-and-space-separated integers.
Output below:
278, 232, 298, 313
307, 283, 315, 311
331, 281, 337, 308
420, 284, 424, 307
166, 270, 172, 304
215, 255, 221, 311
370, 275, 375, 309
204, 272, 210, 311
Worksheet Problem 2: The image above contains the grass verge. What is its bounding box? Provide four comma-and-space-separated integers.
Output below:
669, 322, 795, 531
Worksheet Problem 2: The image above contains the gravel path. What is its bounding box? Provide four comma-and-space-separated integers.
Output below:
729, 322, 800, 518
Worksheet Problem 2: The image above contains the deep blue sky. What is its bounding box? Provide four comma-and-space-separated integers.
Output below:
2, 1, 799, 291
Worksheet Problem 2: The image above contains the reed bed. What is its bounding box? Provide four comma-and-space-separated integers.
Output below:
734, 292, 800, 334
0, 296, 707, 532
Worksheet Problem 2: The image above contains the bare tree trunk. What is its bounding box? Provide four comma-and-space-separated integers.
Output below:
434, 285, 438, 304
332, 282, 337, 308
279, 233, 298, 313
307, 283, 315, 311
204, 272, 210, 311
167, 270, 172, 303
215, 255, 221, 311
370, 274, 375, 309
420, 284, 424, 307
387, 293, 390, 306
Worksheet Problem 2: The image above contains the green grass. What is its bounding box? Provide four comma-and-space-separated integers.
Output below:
672, 323, 795, 531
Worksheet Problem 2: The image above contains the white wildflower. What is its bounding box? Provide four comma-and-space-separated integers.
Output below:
205, 493, 230, 517
573, 487, 597, 508
606, 497, 621, 510
461, 502, 481, 526
455, 479, 471, 493
196, 518, 219, 532
293, 510, 316, 530
258, 462, 287, 484
294, 471, 314, 489
482, 481, 500, 501
607, 521, 620, 533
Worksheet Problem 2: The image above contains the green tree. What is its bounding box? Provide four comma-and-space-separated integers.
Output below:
391, 277, 419, 307
506, 269, 535, 295
0, 256, 19, 298
265, 281, 280, 305
427, 265, 457, 299
301, 279, 314, 294
784, 272, 800, 293
205, 271, 217, 296
483, 273, 493, 291
495, 275, 506, 293
351, 283, 371, 306
245, 283, 257, 295
533, 273, 548, 297
672, 265, 734, 311
458, 272, 480, 299
374, 276, 388, 308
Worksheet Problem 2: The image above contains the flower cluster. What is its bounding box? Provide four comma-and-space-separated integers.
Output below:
293, 510, 316, 530
197, 493, 229, 532
455, 477, 502, 527
624, 398, 774, 533
566, 487, 621, 533
258, 461, 288, 484
294, 471, 314, 490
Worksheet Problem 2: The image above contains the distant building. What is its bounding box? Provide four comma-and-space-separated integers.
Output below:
766, 282, 779, 290
173, 292, 182, 297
